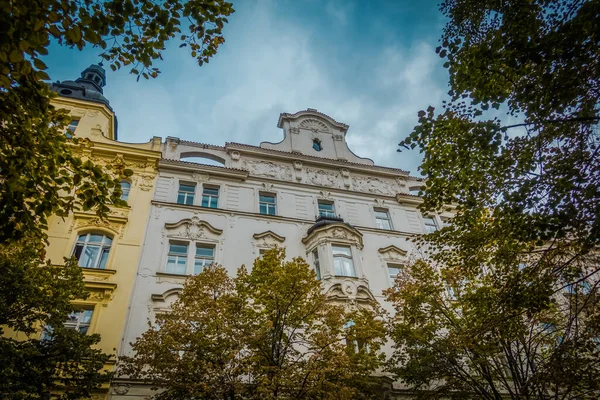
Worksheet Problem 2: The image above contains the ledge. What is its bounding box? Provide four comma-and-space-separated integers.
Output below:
81, 267, 117, 276
155, 271, 190, 279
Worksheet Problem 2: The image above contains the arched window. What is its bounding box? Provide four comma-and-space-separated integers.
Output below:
120, 181, 131, 202
73, 233, 112, 269
312, 138, 322, 151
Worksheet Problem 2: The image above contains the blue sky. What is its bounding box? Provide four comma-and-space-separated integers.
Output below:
44, 0, 449, 175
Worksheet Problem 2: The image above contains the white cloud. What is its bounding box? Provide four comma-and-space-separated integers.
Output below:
106, 1, 447, 175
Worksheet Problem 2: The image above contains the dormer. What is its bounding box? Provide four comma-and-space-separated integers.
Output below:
260, 109, 374, 165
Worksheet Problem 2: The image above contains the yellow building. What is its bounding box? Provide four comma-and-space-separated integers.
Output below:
42, 64, 161, 396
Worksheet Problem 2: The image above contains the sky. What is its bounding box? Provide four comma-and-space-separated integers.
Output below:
44, 0, 449, 175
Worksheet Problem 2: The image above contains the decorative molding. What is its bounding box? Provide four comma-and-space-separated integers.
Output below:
192, 171, 210, 182
111, 384, 131, 395
230, 151, 241, 161
289, 127, 300, 135
151, 287, 183, 302
333, 134, 344, 141
137, 174, 156, 191
302, 222, 363, 250
306, 168, 342, 188
378, 245, 408, 260
85, 281, 117, 307
164, 216, 223, 240
323, 278, 376, 305
352, 175, 400, 196
243, 160, 293, 181
299, 118, 330, 133
70, 211, 127, 238
319, 190, 332, 199
252, 230, 286, 243
261, 182, 274, 191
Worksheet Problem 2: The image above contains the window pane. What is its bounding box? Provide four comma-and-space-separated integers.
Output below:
179, 184, 195, 193
88, 234, 104, 243
203, 187, 219, 196
388, 264, 402, 279
196, 246, 214, 257
81, 310, 94, 324
177, 193, 185, 204
259, 203, 267, 214
318, 202, 334, 211
185, 194, 194, 205
169, 244, 188, 255
374, 210, 387, 219
73, 244, 84, 260
79, 245, 99, 268
98, 248, 109, 269
259, 194, 275, 204
332, 245, 352, 257
334, 257, 356, 277
120, 181, 131, 201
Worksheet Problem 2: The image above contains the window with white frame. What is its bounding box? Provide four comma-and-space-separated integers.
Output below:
201, 186, 219, 208
42, 309, 94, 341
120, 181, 131, 202
72, 233, 112, 269
423, 216, 438, 233
312, 249, 321, 280
259, 193, 277, 215
194, 244, 215, 274
374, 209, 393, 230
318, 200, 336, 218
166, 242, 188, 274
332, 245, 356, 277
177, 183, 195, 205
387, 263, 403, 280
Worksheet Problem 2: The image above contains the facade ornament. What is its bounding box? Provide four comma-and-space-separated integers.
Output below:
333, 134, 344, 141
378, 245, 408, 261
307, 168, 342, 188
244, 160, 293, 181
289, 127, 300, 135
192, 172, 210, 183
352, 175, 399, 196
262, 182, 274, 191
164, 217, 223, 240
138, 174, 155, 191
112, 384, 131, 395
85, 109, 99, 117
230, 151, 241, 161
332, 228, 348, 239
293, 161, 303, 171
319, 190, 331, 199
299, 118, 330, 133
373, 198, 386, 207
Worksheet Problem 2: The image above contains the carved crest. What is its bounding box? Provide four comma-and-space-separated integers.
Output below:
253, 231, 286, 248
378, 245, 408, 260
299, 118, 330, 133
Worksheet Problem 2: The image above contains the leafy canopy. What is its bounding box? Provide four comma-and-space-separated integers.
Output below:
391, 0, 600, 398
120, 248, 386, 400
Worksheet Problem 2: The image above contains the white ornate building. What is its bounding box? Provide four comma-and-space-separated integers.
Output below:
112, 109, 450, 398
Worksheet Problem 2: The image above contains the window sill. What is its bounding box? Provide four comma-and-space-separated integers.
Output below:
156, 271, 191, 279
81, 267, 117, 275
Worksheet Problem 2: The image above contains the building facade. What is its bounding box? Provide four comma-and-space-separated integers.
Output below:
112, 109, 451, 398
43, 65, 162, 397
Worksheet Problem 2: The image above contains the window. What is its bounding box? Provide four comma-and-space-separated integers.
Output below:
166, 243, 188, 274
64, 309, 94, 334
423, 216, 438, 233
201, 186, 219, 208
194, 244, 214, 274
318, 201, 336, 218
258, 249, 267, 259
445, 285, 456, 300
73, 233, 112, 269
177, 183, 195, 205
120, 181, 131, 202
374, 209, 392, 230
259, 193, 276, 215
388, 263, 402, 280
65, 119, 79, 138
312, 138, 322, 151
41, 309, 94, 341
312, 249, 321, 280
332, 245, 356, 277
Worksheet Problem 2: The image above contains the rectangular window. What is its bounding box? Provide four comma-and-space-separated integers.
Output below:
423, 216, 438, 233
201, 186, 219, 208
194, 244, 214, 274
41, 309, 94, 341
374, 209, 392, 230
318, 201, 336, 218
65, 119, 79, 138
259, 193, 277, 215
177, 183, 195, 205
312, 249, 321, 280
166, 243, 188, 274
388, 263, 402, 280
332, 245, 356, 277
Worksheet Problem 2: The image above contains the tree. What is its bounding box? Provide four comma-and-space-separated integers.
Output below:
0, 238, 112, 399
391, 0, 600, 398
120, 248, 386, 399
0, 1, 234, 397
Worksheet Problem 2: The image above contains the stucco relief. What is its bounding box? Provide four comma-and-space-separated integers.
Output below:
252, 231, 286, 249
323, 278, 376, 306
164, 216, 223, 241
352, 175, 400, 196
299, 118, 330, 133
89, 154, 150, 170
70, 217, 124, 238
378, 245, 408, 261
306, 168, 342, 188
137, 174, 156, 191
244, 160, 293, 181
302, 222, 364, 250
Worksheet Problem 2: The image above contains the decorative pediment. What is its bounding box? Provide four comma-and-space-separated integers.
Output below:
302, 221, 363, 250
151, 287, 182, 311
378, 245, 408, 260
151, 287, 182, 302
323, 278, 376, 305
164, 216, 223, 240
252, 230, 286, 248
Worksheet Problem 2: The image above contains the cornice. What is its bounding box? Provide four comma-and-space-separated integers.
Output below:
159, 158, 248, 181
225, 142, 411, 177
165, 218, 223, 236
151, 287, 182, 302
378, 245, 408, 257
253, 230, 286, 243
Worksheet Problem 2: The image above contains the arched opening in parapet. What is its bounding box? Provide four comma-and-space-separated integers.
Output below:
408, 185, 424, 196
180, 151, 226, 167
